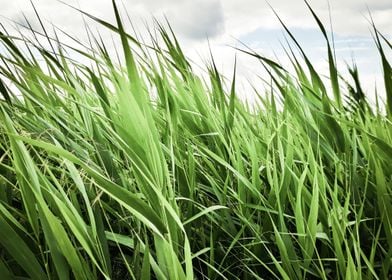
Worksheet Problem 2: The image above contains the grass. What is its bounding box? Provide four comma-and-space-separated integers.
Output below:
0, 1, 391, 279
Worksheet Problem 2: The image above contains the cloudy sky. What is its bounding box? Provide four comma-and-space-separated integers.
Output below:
1, 0, 391, 102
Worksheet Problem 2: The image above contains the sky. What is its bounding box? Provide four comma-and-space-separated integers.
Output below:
1, 0, 391, 103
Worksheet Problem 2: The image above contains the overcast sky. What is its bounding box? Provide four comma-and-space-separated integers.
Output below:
1, 0, 391, 102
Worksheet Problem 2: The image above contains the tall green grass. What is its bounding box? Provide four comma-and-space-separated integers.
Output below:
0, 1, 391, 279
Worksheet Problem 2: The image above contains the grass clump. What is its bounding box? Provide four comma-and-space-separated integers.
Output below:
0, 1, 391, 279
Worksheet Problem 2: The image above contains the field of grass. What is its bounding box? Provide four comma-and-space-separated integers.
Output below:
0, 1, 391, 279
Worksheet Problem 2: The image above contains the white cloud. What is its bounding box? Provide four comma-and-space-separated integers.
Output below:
220, 0, 391, 37
1, 0, 390, 43
167, 0, 225, 40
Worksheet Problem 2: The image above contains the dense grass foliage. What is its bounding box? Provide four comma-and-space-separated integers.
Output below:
0, 2, 391, 279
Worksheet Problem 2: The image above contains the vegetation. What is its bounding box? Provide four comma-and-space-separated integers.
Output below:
0, 1, 391, 279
